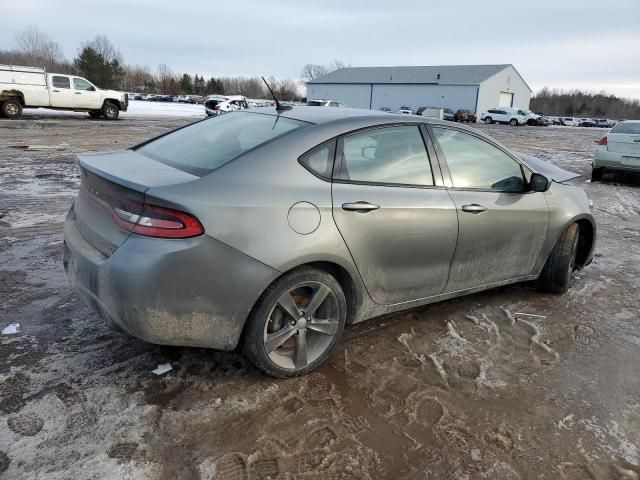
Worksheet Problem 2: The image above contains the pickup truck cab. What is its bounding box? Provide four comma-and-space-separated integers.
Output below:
0, 64, 128, 120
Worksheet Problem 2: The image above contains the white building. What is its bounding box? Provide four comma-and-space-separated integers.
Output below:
306, 64, 531, 115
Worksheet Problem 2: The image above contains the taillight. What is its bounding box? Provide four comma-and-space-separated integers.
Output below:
598, 136, 607, 145
113, 203, 204, 238
82, 184, 204, 239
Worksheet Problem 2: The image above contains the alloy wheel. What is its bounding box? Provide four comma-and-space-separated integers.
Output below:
263, 281, 340, 370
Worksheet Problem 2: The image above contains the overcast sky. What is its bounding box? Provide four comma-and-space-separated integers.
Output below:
3, 0, 639, 98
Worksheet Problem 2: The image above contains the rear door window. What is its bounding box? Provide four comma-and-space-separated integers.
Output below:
299, 142, 336, 179
611, 122, 640, 135
52, 76, 70, 89
137, 112, 308, 176
338, 125, 434, 186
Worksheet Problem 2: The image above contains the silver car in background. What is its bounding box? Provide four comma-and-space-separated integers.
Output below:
592, 120, 640, 180
63, 107, 596, 377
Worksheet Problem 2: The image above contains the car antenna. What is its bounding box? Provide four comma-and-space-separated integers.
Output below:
261, 76, 292, 112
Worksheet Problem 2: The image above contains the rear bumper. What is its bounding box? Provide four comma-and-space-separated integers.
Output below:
593, 149, 640, 172
63, 207, 279, 350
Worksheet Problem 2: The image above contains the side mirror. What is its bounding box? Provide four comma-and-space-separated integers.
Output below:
530, 173, 550, 192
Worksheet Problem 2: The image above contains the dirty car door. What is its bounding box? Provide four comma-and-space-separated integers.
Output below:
430, 126, 549, 292
332, 124, 458, 305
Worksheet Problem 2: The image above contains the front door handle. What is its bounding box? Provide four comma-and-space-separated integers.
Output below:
52, 89, 60, 92
462, 204, 488, 214
75, 92, 82, 95
342, 201, 380, 212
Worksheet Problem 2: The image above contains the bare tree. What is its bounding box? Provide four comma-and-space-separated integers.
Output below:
301, 60, 349, 82
80, 35, 123, 64
157, 64, 174, 94
13, 25, 65, 70
301, 64, 328, 82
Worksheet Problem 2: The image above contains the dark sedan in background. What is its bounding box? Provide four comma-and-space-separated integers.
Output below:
454, 109, 477, 122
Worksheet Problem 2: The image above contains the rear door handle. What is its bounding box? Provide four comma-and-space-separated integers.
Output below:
342, 201, 380, 212
462, 204, 488, 214
52, 89, 60, 92
75, 92, 82, 95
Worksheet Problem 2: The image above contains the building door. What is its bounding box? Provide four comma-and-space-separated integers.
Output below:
499, 92, 514, 107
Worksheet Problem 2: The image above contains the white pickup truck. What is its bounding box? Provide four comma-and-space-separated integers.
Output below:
0, 64, 128, 120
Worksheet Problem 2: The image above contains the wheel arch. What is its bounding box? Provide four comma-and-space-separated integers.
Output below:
574, 217, 596, 268
247, 259, 363, 330
0, 90, 25, 104
102, 98, 122, 110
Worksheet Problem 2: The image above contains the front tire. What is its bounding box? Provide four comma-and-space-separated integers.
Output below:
2, 98, 23, 119
484, 117, 493, 124
102, 102, 119, 120
242, 267, 347, 378
537, 223, 580, 294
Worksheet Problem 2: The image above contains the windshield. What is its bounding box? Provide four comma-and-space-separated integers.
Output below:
611, 122, 640, 135
137, 112, 308, 175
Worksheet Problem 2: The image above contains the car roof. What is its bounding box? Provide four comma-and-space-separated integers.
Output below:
240, 106, 483, 132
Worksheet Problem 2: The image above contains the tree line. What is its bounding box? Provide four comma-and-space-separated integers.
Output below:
530, 87, 640, 120
0, 26, 302, 100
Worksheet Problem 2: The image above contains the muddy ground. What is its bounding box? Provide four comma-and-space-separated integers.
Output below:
0, 114, 639, 480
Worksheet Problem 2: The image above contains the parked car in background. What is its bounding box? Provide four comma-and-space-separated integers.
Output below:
307, 99, 346, 107
534, 115, 552, 127
416, 107, 445, 119
545, 115, 561, 125
379, 106, 392, 112
579, 118, 596, 127
480, 108, 526, 126
594, 119, 611, 128
204, 95, 229, 116
516, 109, 542, 126
0, 64, 127, 120
443, 108, 455, 121
63, 106, 596, 377
592, 120, 640, 180
396, 106, 414, 114
216, 95, 249, 114
561, 117, 578, 127
454, 109, 476, 122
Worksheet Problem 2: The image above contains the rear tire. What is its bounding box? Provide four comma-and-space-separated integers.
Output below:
591, 167, 604, 182
537, 223, 580, 294
510, 118, 518, 126
2, 98, 23, 119
102, 102, 119, 120
484, 117, 493, 124
242, 267, 347, 378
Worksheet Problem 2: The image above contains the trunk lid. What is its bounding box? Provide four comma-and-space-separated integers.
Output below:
74, 150, 198, 256
607, 133, 640, 156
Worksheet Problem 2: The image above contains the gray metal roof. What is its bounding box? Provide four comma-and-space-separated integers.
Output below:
308, 64, 513, 86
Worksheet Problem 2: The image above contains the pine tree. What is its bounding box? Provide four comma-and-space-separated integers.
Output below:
180, 73, 193, 94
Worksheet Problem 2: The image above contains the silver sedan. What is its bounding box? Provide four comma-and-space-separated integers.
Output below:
63, 107, 596, 377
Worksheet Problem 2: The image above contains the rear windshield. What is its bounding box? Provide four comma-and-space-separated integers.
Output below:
137, 112, 307, 175
611, 122, 640, 135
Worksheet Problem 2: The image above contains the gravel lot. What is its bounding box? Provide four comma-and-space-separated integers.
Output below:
1, 113, 639, 480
